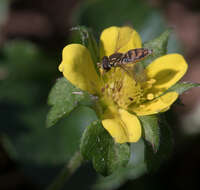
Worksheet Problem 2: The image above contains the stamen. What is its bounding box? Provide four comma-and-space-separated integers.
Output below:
147, 93, 154, 100
146, 84, 152, 89
107, 88, 112, 95
110, 82, 114, 89
147, 78, 156, 84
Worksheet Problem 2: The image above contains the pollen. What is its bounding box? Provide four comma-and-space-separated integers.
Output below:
145, 83, 152, 89
147, 93, 154, 100
147, 78, 156, 84
139, 104, 145, 108
109, 82, 114, 89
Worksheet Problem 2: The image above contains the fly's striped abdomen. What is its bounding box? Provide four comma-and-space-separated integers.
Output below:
121, 48, 153, 64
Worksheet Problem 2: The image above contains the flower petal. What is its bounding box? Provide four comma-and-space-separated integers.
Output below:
146, 54, 188, 94
130, 91, 178, 116
59, 44, 101, 94
100, 26, 142, 57
102, 109, 141, 143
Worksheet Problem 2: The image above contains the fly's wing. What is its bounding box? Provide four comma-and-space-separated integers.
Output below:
120, 64, 147, 83
132, 63, 147, 83
119, 48, 150, 83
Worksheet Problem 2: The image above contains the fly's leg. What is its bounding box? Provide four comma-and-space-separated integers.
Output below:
119, 64, 133, 77
119, 64, 142, 86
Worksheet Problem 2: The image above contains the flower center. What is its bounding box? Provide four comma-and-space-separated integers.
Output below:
100, 67, 157, 110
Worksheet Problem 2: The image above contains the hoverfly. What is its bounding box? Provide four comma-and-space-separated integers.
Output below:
98, 48, 153, 72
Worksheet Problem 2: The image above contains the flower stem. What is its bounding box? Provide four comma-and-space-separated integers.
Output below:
46, 152, 83, 190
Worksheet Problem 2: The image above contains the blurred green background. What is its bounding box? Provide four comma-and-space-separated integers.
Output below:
1, 0, 200, 189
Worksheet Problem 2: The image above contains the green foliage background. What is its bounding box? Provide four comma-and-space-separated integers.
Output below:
0, 0, 199, 190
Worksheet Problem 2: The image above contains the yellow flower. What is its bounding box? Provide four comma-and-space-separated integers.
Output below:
59, 26, 188, 144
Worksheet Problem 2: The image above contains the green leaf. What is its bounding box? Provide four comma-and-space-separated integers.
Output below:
80, 121, 130, 176
71, 26, 99, 72
46, 77, 93, 128
139, 12, 166, 42
93, 139, 147, 190
141, 29, 171, 67
167, 82, 200, 95
144, 115, 173, 172
2, 106, 98, 165
139, 115, 160, 152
